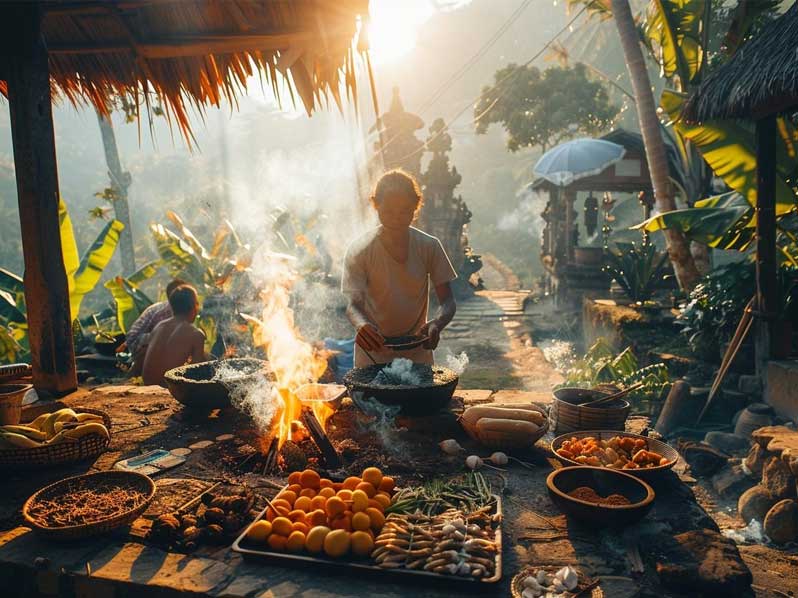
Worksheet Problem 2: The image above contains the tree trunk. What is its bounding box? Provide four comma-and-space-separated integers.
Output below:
611, 0, 701, 291
96, 108, 136, 275
690, 241, 711, 276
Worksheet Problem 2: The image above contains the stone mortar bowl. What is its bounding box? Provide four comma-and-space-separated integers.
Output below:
164, 358, 273, 410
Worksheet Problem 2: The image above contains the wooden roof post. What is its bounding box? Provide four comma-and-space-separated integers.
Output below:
754, 115, 778, 375
2, 4, 77, 395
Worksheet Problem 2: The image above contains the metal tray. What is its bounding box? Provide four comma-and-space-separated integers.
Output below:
232, 494, 503, 586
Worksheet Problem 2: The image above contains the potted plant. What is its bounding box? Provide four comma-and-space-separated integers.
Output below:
603, 242, 668, 306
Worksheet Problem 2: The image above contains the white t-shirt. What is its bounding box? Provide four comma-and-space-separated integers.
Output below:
342, 226, 457, 367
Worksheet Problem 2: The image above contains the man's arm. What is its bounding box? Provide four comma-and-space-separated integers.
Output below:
420, 281, 456, 350
346, 291, 384, 352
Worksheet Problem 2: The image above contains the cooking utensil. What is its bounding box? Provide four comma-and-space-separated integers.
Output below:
550, 388, 630, 433
164, 358, 273, 409
383, 335, 429, 351
579, 382, 644, 407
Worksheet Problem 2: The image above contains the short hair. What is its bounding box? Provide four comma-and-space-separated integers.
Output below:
168, 285, 198, 316
166, 278, 188, 297
370, 169, 423, 210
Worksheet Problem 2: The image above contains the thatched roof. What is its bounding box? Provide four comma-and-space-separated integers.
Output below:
683, 2, 798, 122
1, 0, 369, 142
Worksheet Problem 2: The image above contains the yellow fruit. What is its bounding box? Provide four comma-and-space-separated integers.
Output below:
292, 521, 309, 535
308, 509, 327, 527
325, 496, 346, 518
342, 476, 361, 490
28, 412, 50, 431
310, 496, 327, 511
355, 482, 376, 498
299, 469, 321, 489
286, 530, 306, 552
365, 507, 385, 531
351, 511, 370, 531
0, 425, 46, 442
0, 432, 40, 448
271, 498, 292, 513
288, 471, 302, 485
305, 525, 330, 554
318, 487, 335, 499
323, 529, 351, 558
350, 530, 374, 556
336, 489, 353, 502
372, 493, 391, 510
351, 489, 369, 513
267, 534, 288, 551
75, 413, 104, 423
319, 478, 334, 489
294, 496, 313, 512
378, 476, 395, 494
246, 520, 272, 543
276, 490, 297, 506
271, 517, 293, 536
287, 509, 306, 523
361, 467, 382, 489
287, 483, 302, 495
63, 422, 109, 441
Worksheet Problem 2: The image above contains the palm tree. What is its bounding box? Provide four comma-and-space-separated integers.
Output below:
610, 0, 700, 290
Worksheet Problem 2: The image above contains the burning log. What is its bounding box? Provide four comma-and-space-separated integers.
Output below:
263, 437, 280, 475
301, 407, 341, 469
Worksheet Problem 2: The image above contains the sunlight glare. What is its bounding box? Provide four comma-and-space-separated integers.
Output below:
367, 0, 435, 64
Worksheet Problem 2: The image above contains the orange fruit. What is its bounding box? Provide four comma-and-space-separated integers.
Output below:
372, 493, 391, 509
245, 520, 272, 542
276, 490, 297, 506
342, 476, 361, 491
323, 529, 351, 558
266, 506, 289, 521
378, 476, 395, 493
286, 530, 306, 553
271, 517, 293, 536
350, 530, 374, 556
271, 498, 292, 512
330, 515, 352, 531
287, 483, 302, 495
287, 471, 302, 485
319, 478, 333, 489
336, 489, 353, 502
365, 507, 385, 531
332, 482, 343, 491
311, 496, 327, 511
367, 499, 383, 511
318, 487, 335, 499
361, 467, 382, 489
294, 496, 313, 512
268, 533, 288, 551
287, 509, 306, 523
305, 525, 330, 553
351, 489, 369, 513
351, 511, 371, 531
308, 509, 327, 527
355, 482, 377, 498
291, 521, 309, 535
299, 488, 317, 499
325, 496, 346, 518
299, 469, 321, 489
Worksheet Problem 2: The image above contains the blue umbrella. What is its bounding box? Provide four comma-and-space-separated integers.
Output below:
533, 138, 626, 187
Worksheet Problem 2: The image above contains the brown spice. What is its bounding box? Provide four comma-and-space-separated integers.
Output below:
567, 486, 632, 506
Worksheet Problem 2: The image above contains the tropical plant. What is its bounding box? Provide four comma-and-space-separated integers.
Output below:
103, 260, 161, 333
558, 337, 671, 404
474, 63, 621, 152
603, 241, 669, 302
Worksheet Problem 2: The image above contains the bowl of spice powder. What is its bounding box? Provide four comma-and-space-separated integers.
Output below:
546, 466, 655, 527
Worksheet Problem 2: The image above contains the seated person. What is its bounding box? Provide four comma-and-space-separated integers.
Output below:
142, 285, 208, 386
125, 278, 186, 376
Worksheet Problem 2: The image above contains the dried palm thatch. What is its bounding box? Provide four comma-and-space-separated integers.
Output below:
683, 2, 798, 123
1, 0, 369, 143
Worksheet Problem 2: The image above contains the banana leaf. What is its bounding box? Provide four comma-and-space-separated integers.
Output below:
165, 211, 209, 260
641, 0, 704, 85
59, 199, 80, 283
150, 223, 208, 287
104, 276, 155, 333
0, 290, 25, 324
70, 219, 124, 320
128, 260, 162, 286
0, 325, 25, 364
0, 267, 24, 297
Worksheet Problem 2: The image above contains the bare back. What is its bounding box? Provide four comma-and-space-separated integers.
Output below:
142, 317, 207, 386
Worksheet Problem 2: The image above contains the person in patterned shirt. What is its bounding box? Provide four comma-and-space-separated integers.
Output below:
125, 278, 186, 376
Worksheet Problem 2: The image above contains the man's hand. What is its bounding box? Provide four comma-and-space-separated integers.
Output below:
356, 323, 385, 352
420, 320, 441, 350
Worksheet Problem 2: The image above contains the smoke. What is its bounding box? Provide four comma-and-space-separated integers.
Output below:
211, 360, 280, 433
497, 186, 546, 238
444, 350, 469, 375
723, 519, 768, 545
373, 357, 424, 385
350, 391, 406, 456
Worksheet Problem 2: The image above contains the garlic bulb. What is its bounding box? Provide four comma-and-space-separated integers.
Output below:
555, 566, 579, 591
489, 451, 509, 466
439, 439, 464, 455
465, 455, 483, 470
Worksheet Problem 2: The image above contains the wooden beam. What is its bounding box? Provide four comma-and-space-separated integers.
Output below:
754, 115, 778, 372
2, 5, 77, 395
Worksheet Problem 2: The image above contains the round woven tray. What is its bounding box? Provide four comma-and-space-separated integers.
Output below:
0, 407, 111, 469
23, 470, 155, 541
510, 566, 599, 598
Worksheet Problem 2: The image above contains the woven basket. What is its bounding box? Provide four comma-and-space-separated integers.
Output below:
510, 565, 599, 598
0, 407, 111, 469
22, 470, 155, 541
550, 388, 630, 434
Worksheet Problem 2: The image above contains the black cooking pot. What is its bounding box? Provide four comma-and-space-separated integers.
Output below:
343, 363, 458, 416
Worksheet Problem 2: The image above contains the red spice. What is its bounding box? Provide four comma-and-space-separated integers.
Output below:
567, 486, 632, 506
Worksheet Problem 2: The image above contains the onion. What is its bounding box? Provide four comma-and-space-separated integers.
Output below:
489, 451, 509, 466
465, 455, 483, 470
439, 439, 464, 455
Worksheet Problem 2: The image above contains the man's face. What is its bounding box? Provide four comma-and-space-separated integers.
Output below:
376, 191, 417, 231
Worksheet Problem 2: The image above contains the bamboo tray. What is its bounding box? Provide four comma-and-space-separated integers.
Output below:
232, 495, 503, 587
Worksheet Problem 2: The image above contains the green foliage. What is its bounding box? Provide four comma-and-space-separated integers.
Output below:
474, 63, 620, 152
640, 0, 705, 88
559, 338, 671, 403
103, 260, 160, 333
603, 241, 669, 302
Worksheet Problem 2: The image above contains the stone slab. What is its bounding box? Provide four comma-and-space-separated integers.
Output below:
453, 389, 493, 405
491, 389, 553, 406
766, 360, 798, 422
751, 425, 798, 462
90, 385, 174, 399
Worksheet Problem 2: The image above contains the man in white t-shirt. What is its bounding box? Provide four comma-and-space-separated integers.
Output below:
342, 170, 457, 367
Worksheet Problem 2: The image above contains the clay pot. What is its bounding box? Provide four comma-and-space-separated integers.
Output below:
0, 383, 32, 425
734, 403, 774, 438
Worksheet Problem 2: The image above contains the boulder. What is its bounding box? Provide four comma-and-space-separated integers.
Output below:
738, 485, 778, 523
762, 456, 797, 500
743, 443, 766, 477
705, 431, 751, 455
655, 529, 752, 595
712, 464, 755, 498
681, 442, 729, 477
763, 499, 798, 545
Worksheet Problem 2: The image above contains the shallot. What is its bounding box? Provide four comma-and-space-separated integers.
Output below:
489, 451, 509, 466
439, 439, 464, 455
465, 455, 483, 470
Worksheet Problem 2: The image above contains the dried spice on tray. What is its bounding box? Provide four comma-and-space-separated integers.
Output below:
26, 481, 148, 528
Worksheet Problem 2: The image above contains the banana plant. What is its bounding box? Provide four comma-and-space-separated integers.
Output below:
103, 260, 161, 333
